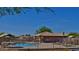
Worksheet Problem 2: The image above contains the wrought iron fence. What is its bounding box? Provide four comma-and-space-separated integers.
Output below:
1, 38, 79, 49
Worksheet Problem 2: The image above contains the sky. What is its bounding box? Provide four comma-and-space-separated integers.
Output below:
0, 7, 79, 35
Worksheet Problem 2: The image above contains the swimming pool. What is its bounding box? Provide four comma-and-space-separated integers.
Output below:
15, 43, 35, 47
7, 43, 37, 48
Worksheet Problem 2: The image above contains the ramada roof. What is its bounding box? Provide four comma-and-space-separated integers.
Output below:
35, 32, 67, 36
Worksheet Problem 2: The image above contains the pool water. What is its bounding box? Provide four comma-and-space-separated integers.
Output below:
15, 43, 35, 47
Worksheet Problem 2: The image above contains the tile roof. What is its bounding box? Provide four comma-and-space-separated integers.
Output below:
35, 32, 67, 36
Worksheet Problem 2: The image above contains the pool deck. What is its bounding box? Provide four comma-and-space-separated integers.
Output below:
0, 43, 79, 51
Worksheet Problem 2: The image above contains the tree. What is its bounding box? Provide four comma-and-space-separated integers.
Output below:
25, 34, 31, 36
36, 26, 52, 34
0, 7, 55, 16
67, 33, 79, 37
0, 32, 5, 35
20, 34, 31, 36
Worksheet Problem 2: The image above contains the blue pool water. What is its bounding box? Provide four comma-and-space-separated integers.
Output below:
15, 43, 35, 47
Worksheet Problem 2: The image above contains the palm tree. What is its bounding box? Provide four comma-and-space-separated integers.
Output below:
0, 7, 55, 16
36, 26, 52, 34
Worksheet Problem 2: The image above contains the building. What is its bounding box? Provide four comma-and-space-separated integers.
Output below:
16, 35, 34, 42
0, 33, 16, 44
34, 32, 68, 43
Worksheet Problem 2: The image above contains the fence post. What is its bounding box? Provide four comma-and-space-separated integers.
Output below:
52, 42, 54, 48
